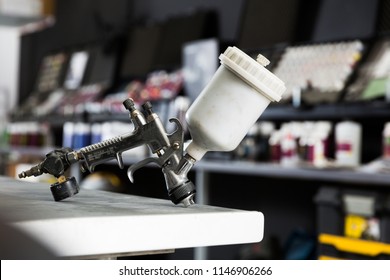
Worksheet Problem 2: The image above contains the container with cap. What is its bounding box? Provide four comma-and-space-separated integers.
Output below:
335, 120, 362, 167
383, 122, 390, 159
185, 46, 286, 161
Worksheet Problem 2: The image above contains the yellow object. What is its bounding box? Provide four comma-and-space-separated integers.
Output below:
318, 255, 343, 260
344, 215, 367, 239
42, 0, 56, 16
319, 234, 390, 257
57, 175, 66, 183
87, 172, 121, 187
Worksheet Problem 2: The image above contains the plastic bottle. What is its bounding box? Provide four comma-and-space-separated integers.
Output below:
308, 131, 326, 167
269, 130, 282, 162
307, 121, 332, 166
315, 121, 332, 158
257, 121, 275, 161
63, 122, 74, 148
185, 46, 286, 161
27, 122, 40, 147
383, 122, 390, 159
91, 123, 102, 144
73, 123, 91, 149
335, 121, 362, 167
280, 123, 299, 166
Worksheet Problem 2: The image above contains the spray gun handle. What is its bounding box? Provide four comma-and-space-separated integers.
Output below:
127, 118, 183, 178
125, 117, 196, 206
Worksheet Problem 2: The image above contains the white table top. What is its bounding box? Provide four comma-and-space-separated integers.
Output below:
0, 176, 263, 259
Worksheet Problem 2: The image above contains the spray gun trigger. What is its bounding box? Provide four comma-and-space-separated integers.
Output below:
127, 157, 162, 183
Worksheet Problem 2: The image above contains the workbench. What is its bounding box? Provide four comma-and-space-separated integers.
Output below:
0, 176, 263, 259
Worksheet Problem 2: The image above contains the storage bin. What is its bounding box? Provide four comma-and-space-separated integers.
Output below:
314, 186, 390, 259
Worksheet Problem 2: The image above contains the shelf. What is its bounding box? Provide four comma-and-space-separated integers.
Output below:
88, 112, 129, 123
262, 101, 390, 121
194, 160, 390, 187
11, 101, 390, 124
10, 112, 128, 125
10, 113, 85, 126
84, 101, 390, 122
120, 155, 390, 187
0, 146, 58, 157
0, 14, 55, 34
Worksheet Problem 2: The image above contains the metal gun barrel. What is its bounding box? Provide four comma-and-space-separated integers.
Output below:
18, 164, 42, 178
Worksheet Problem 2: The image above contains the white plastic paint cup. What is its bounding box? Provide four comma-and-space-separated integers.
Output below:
185, 46, 286, 161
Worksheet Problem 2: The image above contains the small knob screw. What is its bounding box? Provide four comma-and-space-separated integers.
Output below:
256, 54, 270, 67
123, 98, 136, 112
142, 101, 153, 116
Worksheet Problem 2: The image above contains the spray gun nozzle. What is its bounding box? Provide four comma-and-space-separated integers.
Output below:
18, 165, 42, 178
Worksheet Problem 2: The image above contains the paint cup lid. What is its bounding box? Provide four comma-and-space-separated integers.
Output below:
219, 46, 286, 102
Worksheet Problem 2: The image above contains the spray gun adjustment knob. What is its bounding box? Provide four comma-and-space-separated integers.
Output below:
142, 101, 153, 116
256, 54, 270, 67
123, 98, 136, 112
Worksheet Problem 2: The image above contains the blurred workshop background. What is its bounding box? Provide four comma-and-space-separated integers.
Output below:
1, 0, 390, 260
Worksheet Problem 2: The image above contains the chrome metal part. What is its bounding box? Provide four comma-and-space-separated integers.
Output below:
18, 98, 198, 206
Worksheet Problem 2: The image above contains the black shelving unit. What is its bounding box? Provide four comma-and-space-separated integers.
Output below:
10, 100, 390, 124
194, 160, 390, 188
263, 101, 390, 121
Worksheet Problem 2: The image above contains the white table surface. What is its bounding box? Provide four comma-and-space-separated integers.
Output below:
0, 176, 263, 259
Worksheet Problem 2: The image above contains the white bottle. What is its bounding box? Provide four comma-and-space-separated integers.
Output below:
335, 121, 362, 167
383, 122, 390, 159
63, 122, 74, 148
280, 123, 299, 166
185, 46, 286, 161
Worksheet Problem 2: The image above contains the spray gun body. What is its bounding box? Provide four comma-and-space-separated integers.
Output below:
19, 99, 196, 206
19, 46, 286, 207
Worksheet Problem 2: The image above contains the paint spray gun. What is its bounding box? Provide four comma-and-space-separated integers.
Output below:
18, 47, 286, 207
